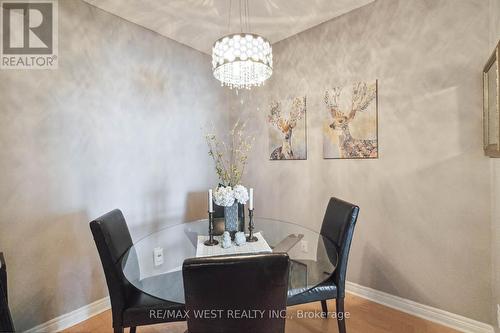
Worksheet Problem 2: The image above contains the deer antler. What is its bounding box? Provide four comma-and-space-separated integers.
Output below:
325, 87, 342, 118
289, 97, 306, 128
268, 101, 284, 129
349, 82, 376, 119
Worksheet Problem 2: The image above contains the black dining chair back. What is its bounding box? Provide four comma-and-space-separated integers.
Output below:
90, 209, 133, 328
320, 197, 359, 299
0, 253, 15, 333
287, 197, 359, 333
90, 209, 185, 333
183, 253, 290, 333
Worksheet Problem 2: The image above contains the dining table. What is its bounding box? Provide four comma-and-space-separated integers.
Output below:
121, 217, 338, 304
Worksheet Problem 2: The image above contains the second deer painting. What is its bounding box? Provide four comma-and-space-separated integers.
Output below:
323, 80, 378, 159
268, 96, 307, 160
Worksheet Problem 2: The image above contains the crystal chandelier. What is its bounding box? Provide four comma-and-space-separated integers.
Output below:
212, 0, 273, 90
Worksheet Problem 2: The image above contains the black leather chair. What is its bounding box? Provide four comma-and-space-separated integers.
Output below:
90, 209, 185, 333
287, 197, 359, 333
183, 253, 290, 333
0, 253, 14, 333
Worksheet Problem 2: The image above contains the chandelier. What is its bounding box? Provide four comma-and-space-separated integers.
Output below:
212, 0, 273, 90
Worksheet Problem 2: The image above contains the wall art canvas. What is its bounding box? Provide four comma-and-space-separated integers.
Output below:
323, 80, 378, 159
268, 96, 307, 160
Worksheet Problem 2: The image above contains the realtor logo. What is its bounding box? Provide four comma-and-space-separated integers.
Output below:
1, 0, 58, 69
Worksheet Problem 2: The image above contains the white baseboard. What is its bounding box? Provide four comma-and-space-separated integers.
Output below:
346, 281, 494, 333
24, 283, 494, 333
24, 297, 110, 333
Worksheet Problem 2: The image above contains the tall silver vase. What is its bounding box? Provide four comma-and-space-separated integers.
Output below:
224, 202, 239, 237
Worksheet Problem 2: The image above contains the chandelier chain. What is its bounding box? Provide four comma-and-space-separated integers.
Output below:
239, 0, 242, 33
246, 0, 250, 31
228, 0, 231, 33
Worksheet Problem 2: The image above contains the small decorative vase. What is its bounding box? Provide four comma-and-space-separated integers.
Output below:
224, 202, 239, 238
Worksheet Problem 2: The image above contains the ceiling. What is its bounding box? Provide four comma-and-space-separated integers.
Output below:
84, 0, 375, 55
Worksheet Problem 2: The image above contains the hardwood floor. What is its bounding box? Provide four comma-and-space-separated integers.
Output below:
63, 293, 460, 333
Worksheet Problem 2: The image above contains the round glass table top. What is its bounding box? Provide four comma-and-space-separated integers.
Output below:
121, 218, 338, 304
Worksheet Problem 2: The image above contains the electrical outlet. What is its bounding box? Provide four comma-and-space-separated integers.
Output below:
497, 304, 500, 328
153, 247, 163, 267
300, 240, 308, 253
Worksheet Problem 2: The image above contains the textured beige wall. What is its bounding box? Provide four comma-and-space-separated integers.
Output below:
235, 0, 492, 323
0, 1, 226, 331
0, 0, 495, 330
490, 0, 500, 328
490, 0, 500, 50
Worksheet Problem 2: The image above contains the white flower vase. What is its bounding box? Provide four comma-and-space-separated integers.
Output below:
224, 202, 239, 238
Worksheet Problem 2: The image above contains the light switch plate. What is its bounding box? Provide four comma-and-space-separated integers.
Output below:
154, 247, 164, 267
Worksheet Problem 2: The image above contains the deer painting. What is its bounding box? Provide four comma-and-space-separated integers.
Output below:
324, 81, 378, 158
268, 97, 306, 160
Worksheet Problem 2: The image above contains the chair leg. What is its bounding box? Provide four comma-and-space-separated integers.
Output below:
321, 300, 328, 318
130, 327, 136, 333
114, 328, 124, 333
336, 297, 346, 333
